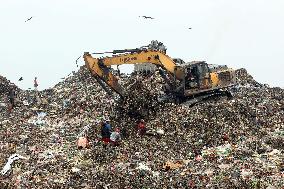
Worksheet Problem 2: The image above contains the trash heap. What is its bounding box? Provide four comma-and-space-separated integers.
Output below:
0, 66, 283, 188
0, 75, 19, 98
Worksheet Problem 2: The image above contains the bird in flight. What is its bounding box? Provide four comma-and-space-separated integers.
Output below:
140, 16, 154, 19
25, 16, 33, 22
188, 27, 192, 29
18, 77, 23, 81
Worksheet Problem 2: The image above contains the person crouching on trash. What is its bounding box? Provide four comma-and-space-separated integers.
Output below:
77, 136, 90, 149
110, 128, 121, 146
101, 122, 111, 143
138, 119, 147, 136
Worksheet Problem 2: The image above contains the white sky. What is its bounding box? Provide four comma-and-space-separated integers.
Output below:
0, 0, 283, 90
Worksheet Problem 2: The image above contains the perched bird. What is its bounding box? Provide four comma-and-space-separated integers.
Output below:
25, 16, 33, 22
18, 77, 23, 81
75, 56, 81, 67
140, 16, 154, 19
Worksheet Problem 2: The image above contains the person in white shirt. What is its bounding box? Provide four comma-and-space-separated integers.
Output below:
110, 128, 121, 146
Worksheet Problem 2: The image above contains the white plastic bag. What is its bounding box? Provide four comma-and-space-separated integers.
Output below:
1, 154, 27, 175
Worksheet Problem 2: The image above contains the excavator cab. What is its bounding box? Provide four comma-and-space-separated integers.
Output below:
183, 61, 212, 91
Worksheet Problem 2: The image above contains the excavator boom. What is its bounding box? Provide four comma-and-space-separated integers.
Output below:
84, 49, 184, 97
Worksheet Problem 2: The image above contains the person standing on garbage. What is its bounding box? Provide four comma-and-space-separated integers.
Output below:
62, 98, 69, 113
101, 122, 111, 143
7, 88, 15, 112
110, 128, 121, 146
34, 77, 38, 91
138, 119, 147, 136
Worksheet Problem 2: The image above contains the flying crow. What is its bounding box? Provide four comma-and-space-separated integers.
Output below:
18, 77, 23, 81
25, 17, 33, 22
140, 16, 154, 19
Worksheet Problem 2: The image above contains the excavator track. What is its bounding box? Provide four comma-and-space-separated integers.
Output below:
182, 90, 232, 107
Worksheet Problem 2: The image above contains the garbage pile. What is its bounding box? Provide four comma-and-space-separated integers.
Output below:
0, 66, 283, 188
0, 75, 19, 98
116, 72, 165, 119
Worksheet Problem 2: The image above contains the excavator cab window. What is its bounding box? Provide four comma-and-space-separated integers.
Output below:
197, 63, 209, 78
185, 66, 198, 89
185, 63, 211, 89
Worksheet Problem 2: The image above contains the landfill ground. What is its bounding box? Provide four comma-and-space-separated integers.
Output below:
0, 67, 283, 188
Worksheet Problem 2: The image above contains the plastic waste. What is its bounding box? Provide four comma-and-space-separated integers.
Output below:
1, 154, 28, 175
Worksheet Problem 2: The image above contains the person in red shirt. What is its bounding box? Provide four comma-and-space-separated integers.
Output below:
138, 119, 147, 136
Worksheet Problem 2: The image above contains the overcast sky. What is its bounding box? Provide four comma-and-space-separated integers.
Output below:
0, 0, 283, 90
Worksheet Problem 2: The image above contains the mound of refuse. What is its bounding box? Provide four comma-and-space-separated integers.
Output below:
0, 67, 283, 188
0, 75, 20, 97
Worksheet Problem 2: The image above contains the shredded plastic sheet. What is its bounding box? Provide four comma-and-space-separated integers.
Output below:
1, 154, 28, 175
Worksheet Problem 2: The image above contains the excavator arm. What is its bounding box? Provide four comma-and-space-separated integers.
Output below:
83, 50, 184, 97
84, 52, 124, 96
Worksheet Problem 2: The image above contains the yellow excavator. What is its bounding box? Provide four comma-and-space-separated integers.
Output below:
83, 41, 236, 103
